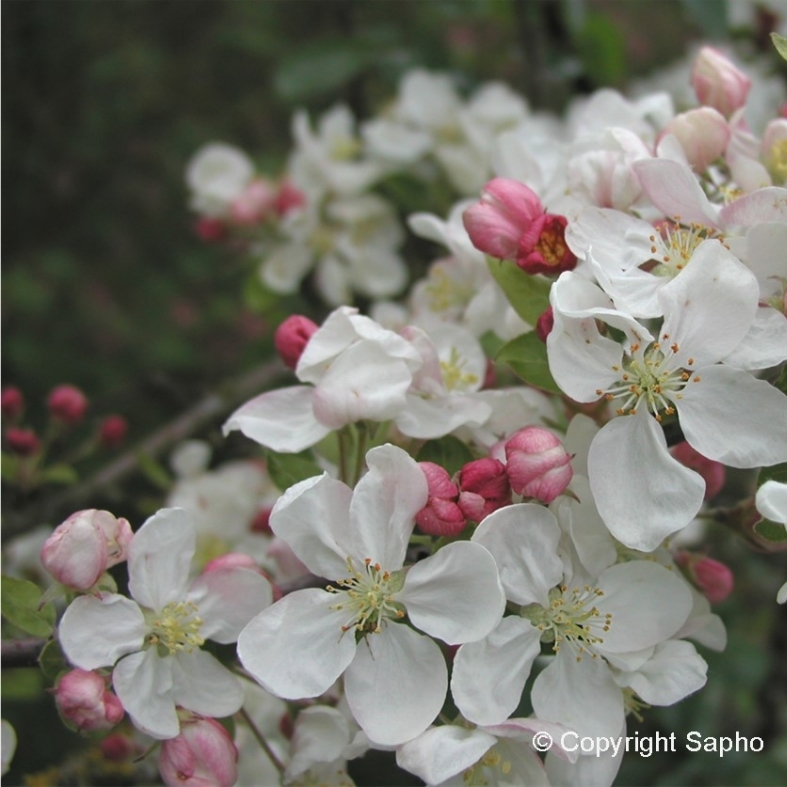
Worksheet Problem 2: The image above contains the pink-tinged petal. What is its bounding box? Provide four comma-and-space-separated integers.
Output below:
399, 541, 504, 644
532, 649, 624, 740
171, 649, 244, 719
633, 158, 721, 227
112, 649, 179, 739
187, 568, 272, 644
677, 366, 787, 468
658, 240, 758, 367
396, 726, 496, 785
58, 594, 147, 670
344, 623, 447, 746
472, 504, 563, 607
268, 473, 352, 580
128, 508, 195, 611
594, 561, 692, 653
588, 412, 705, 551
222, 386, 331, 454
451, 616, 541, 726
237, 589, 357, 700
719, 186, 787, 228
348, 444, 427, 570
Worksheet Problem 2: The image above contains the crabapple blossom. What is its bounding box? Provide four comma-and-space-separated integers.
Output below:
57, 507, 273, 739
237, 444, 505, 746
755, 480, 787, 604
54, 669, 124, 732
186, 143, 255, 218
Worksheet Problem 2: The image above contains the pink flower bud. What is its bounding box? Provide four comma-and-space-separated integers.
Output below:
670, 442, 726, 500
47, 384, 89, 425
505, 426, 573, 503
202, 553, 260, 574
229, 178, 276, 225
535, 306, 554, 343
250, 506, 273, 534
158, 717, 238, 787
41, 509, 133, 590
659, 107, 731, 172
457, 457, 511, 522
691, 47, 751, 118
275, 179, 306, 216
1, 387, 24, 420
415, 462, 467, 536
99, 415, 128, 448
274, 315, 319, 370
55, 669, 124, 732
675, 551, 734, 604
194, 216, 227, 243
101, 733, 139, 761
463, 179, 577, 276
5, 427, 40, 456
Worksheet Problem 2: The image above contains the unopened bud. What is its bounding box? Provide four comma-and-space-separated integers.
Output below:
535, 306, 554, 343
41, 509, 133, 590
158, 717, 238, 787
414, 462, 467, 536
100, 733, 138, 761
55, 669, 124, 732
230, 179, 276, 225
99, 415, 128, 448
1, 387, 24, 420
195, 216, 227, 243
660, 107, 730, 172
505, 426, 573, 503
457, 457, 511, 522
47, 385, 89, 425
274, 315, 319, 370
670, 442, 726, 500
691, 47, 751, 118
275, 179, 306, 216
6, 427, 40, 456
675, 551, 734, 604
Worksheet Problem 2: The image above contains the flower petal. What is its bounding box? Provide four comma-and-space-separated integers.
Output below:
58, 594, 146, 670
128, 508, 195, 610
171, 649, 244, 719
399, 541, 504, 644
237, 589, 357, 700
222, 385, 331, 453
344, 624, 447, 746
112, 649, 178, 739
187, 567, 272, 643
451, 616, 542, 726
588, 412, 705, 551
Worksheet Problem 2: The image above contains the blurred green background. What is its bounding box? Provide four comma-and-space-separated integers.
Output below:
3, 1, 787, 785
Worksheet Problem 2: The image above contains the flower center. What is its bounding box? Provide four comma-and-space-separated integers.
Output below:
328, 557, 405, 636
534, 216, 572, 268
522, 584, 611, 659
767, 137, 787, 184
424, 267, 475, 313
440, 347, 479, 391
146, 601, 205, 656
648, 222, 722, 277
596, 339, 699, 421
462, 747, 513, 786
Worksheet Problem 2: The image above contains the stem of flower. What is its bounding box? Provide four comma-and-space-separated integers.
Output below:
237, 706, 286, 775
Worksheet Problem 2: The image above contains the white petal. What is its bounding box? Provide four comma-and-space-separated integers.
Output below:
724, 307, 787, 371
286, 706, 351, 781
269, 473, 353, 580
187, 568, 272, 643
594, 561, 692, 653
678, 366, 787, 467
171, 649, 244, 719
396, 726, 496, 786
617, 640, 707, 705
472, 504, 563, 607
128, 508, 195, 610
399, 541, 504, 644
451, 616, 541, 726
395, 394, 492, 440
222, 386, 331, 454
532, 649, 624, 740
344, 623, 447, 746
237, 589, 357, 700
777, 581, 787, 604
348, 444, 427, 569
58, 594, 146, 670
755, 480, 787, 525
260, 242, 315, 294
588, 412, 705, 551
112, 649, 179, 739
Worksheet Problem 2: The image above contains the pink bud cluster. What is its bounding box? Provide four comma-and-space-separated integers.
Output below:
415, 427, 574, 533
54, 669, 124, 732
463, 178, 577, 276
40, 509, 133, 591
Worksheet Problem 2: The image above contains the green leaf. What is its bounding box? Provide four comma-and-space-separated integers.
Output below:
416, 435, 475, 477
486, 258, 552, 327
266, 450, 323, 491
575, 12, 627, 86
772, 33, 787, 61
1, 452, 18, 483
243, 272, 280, 314
136, 452, 172, 491
38, 639, 68, 682
40, 463, 78, 485
496, 332, 562, 395
1, 575, 55, 637
753, 518, 787, 543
